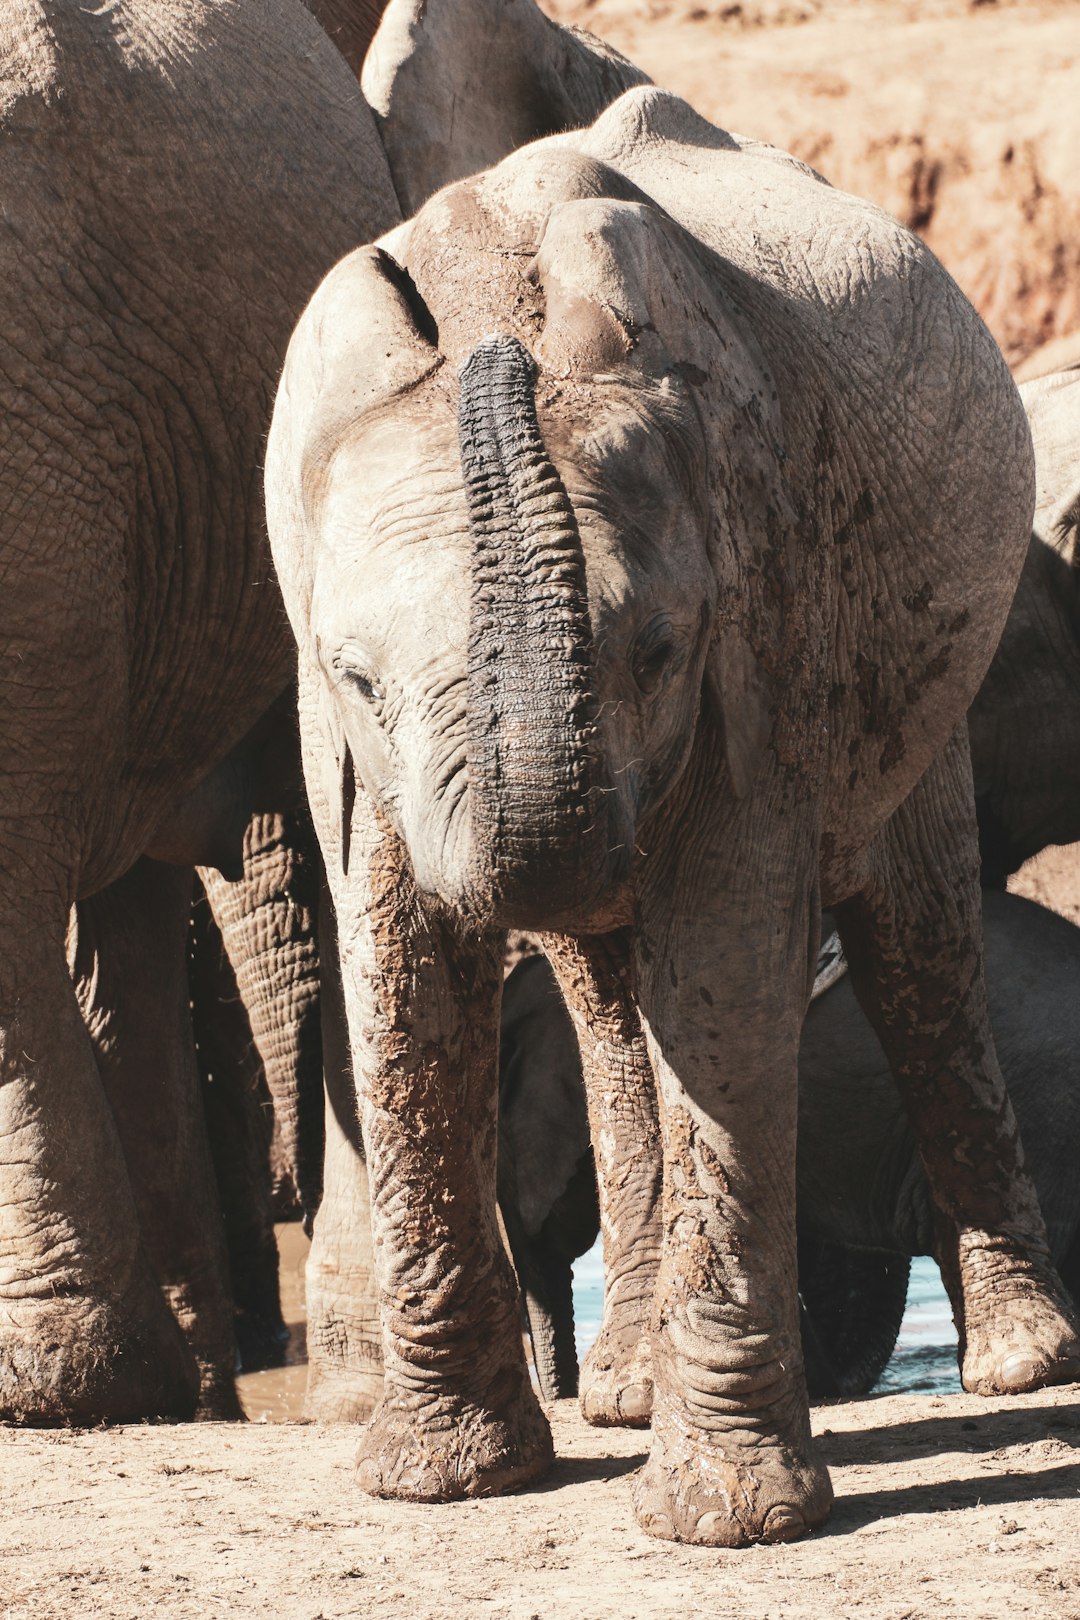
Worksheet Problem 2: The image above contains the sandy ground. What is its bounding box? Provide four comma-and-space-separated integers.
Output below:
2, 1387, 1079, 1619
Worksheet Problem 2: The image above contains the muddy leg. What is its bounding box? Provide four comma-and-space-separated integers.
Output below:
337, 803, 551, 1498
304, 884, 383, 1420
629, 781, 831, 1546
543, 932, 660, 1428
834, 724, 1080, 1395
73, 859, 241, 1418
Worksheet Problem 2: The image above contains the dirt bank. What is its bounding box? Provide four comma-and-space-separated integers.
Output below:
541, 0, 1080, 367
2, 1386, 1079, 1619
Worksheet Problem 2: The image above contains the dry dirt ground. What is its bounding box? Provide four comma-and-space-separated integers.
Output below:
2, 1388, 1080, 1620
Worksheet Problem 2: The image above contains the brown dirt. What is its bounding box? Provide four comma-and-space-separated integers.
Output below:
2, 1387, 1080, 1618
541, 0, 1080, 368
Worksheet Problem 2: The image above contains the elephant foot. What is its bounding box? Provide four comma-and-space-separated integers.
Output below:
579, 1326, 653, 1428
355, 1372, 554, 1501
955, 1238, 1080, 1396
631, 1405, 833, 1547
0, 1289, 199, 1425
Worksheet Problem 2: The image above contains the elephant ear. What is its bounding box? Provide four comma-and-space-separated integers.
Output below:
361, 0, 649, 217
266, 245, 441, 872
266, 241, 441, 641
531, 196, 795, 798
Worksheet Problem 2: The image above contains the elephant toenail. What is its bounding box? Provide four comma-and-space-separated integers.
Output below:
640, 1510, 678, 1541
761, 1505, 807, 1542
998, 1353, 1040, 1391
617, 1384, 652, 1424
693, 1512, 739, 1545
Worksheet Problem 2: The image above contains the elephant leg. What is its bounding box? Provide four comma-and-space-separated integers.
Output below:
335, 800, 552, 1500
833, 723, 1080, 1396
629, 782, 832, 1547
542, 931, 661, 1428
0, 877, 198, 1423
303, 882, 383, 1421
189, 883, 287, 1373
797, 1237, 910, 1401
72, 859, 241, 1418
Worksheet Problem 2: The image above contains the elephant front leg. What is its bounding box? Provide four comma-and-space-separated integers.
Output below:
630, 802, 832, 1546
336, 808, 552, 1500
542, 932, 661, 1428
834, 724, 1080, 1396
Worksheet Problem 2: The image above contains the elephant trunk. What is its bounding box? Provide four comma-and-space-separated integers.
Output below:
459, 335, 609, 927
200, 810, 325, 1227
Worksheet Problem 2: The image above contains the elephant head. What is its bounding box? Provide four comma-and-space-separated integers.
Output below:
362, 0, 650, 216
267, 147, 791, 932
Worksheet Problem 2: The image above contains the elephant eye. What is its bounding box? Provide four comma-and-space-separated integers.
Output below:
345, 669, 383, 704
631, 617, 679, 695
332, 642, 385, 705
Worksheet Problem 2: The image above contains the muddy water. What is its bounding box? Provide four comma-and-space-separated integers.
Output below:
236, 1223, 311, 1422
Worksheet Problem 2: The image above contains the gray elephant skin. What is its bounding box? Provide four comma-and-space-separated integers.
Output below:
0, 0, 401, 1423
266, 70, 1080, 1547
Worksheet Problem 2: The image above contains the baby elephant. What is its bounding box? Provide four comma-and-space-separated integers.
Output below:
501, 890, 1080, 1402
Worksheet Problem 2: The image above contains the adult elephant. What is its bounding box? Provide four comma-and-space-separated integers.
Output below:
267, 85, 1079, 1544
0, 0, 399, 1424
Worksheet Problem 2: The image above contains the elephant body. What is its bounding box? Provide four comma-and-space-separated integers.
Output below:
268, 72, 1079, 1547
0, 0, 399, 1421
970, 363, 1080, 882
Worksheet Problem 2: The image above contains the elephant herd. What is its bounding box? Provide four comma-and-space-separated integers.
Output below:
3, 0, 1080, 1552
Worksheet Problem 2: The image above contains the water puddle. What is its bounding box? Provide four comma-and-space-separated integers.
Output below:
236, 1223, 311, 1423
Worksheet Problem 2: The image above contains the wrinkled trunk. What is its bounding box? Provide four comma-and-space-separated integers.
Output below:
200, 809, 325, 1226
522, 1256, 579, 1403
460, 335, 610, 927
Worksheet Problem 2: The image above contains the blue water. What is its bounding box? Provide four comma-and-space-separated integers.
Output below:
571, 1245, 961, 1396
